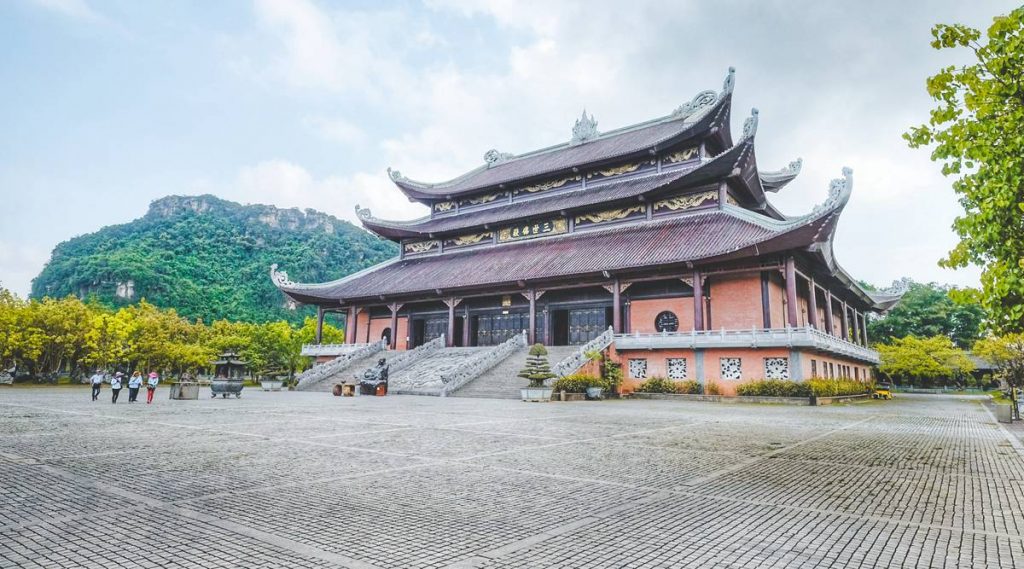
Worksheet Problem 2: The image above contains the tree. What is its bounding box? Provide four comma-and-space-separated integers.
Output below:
973, 333, 1024, 389
518, 344, 556, 387
877, 335, 975, 386
905, 8, 1024, 332
868, 281, 984, 348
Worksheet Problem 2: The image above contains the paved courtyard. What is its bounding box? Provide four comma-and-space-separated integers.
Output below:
1, 389, 1023, 568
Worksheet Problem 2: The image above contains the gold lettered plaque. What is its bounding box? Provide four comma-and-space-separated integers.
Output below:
498, 218, 568, 242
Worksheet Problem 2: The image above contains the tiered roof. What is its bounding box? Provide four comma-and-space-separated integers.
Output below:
271, 69, 900, 311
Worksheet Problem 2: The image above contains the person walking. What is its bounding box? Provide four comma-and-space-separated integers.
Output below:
146, 372, 159, 404
110, 372, 123, 404
90, 370, 104, 401
127, 371, 142, 403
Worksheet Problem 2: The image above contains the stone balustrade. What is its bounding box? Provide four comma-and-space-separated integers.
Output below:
550, 326, 615, 379
295, 340, 385, 390
438, 331, 528, 397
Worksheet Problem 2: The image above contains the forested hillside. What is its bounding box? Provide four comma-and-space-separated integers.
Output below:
31, 195, 397, 323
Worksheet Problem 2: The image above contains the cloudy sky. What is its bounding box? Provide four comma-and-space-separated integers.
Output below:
1, 0, 1017, 297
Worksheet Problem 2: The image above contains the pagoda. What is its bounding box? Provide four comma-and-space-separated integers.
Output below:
272, 68, 901, 391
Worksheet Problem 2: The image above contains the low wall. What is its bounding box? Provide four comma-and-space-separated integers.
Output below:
629, 392, 723, 403
813, 393, 870, 406
629, 392, 870, 406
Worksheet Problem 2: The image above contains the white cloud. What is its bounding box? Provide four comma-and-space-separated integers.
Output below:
0, 241, 50, 297
29, 0, 103, 22
302, 115, 366, 145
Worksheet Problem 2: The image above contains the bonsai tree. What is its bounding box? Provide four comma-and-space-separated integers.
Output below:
518, 344, 556, 387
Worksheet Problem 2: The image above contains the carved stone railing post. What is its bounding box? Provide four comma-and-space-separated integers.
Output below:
438, 330, 527, 397
550, 326, 615, 380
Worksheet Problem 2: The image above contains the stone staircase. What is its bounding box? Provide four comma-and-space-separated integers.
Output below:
305, 352, 387, 392
388, 348, 490, 395
453, 345, 580, 399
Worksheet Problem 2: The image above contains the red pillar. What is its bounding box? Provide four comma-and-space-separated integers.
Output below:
346, 307, 357, 344
612, 279, 621, 333
447, 302, 455, 347
785, 257, 798, 328
824, 292, 834, 335
693, 270, 704, 331
388, 303, 401, 350
808, 278, 818, 330
528, 290, 537, 344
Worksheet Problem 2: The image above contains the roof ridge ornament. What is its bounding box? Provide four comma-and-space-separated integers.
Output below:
269, 264, 295, 288
570, 109, 599, 145
811, 167, 854, 215
742, 108, 759, 139
387, 167, 405, 182
355, 204, 373, 221
671, 67, 736, 121
879, 278, 911, 296
483, 149, 514, 167
760, 157, 803, 192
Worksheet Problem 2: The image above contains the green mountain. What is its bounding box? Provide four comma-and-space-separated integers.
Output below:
31, 195, 397, 323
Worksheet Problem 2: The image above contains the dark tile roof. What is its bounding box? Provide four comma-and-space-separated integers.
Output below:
392, 96, 730, 199
362, 138, 752, 239
279, 209, 825, 304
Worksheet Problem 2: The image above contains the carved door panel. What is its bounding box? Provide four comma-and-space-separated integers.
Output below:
424, 318, 447, 342
568, 308, 605, 345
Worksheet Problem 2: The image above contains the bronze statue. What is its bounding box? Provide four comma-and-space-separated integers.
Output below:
358, 358, 389, 395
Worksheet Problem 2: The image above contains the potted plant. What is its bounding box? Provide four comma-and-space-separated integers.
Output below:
518, 344, 556, 402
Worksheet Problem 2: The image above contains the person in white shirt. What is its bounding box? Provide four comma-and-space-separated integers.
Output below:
127, 371, 143, 403
110, 372, 124, 404
90, 370, 104, 401
146, 372, 159, 404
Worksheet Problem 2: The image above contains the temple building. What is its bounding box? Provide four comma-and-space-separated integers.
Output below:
272, 69, 901, 394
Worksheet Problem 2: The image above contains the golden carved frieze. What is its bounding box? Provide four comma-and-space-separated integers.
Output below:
587, 161, 650, 179
498, 218, 568, 242
459, 192, 504, 207
653, 191, 717, 212
433, 201, 456, 213
574, 205, 645, 225
403, 239, 440, 254
445, 232, 493, 247
663, 147, 699, 164
515, 175, 580, 195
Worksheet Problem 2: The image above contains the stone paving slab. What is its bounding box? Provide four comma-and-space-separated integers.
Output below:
1, 389, 1024, 568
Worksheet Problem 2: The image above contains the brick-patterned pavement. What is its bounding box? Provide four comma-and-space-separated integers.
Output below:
0, 389, 1020, 568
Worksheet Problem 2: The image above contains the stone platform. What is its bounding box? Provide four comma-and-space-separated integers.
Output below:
1, 389, 1022, 568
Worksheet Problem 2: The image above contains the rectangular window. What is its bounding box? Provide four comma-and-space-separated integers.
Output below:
667, 358, 687, 380
720, 357, 742, 381
628, 359, 648, 380
764, 357, 789, 380
811, 360, 818, 378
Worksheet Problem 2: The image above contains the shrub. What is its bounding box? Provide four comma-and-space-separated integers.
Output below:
806, 378, 871, 397
518, 344, 556, 387
735, 380, 812, 398
551, 374, 599, 393
704, 381, 722, 395
637, 377, 677, 393
676, 380, 703, 395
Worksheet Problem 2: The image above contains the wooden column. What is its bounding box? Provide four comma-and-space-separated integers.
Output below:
784, 257, 798, 328
612, 279, 622, 333
443, 298, 461, 347
852, 309, 862, 346
760, 272, 771, 329
315, 307, 325, 344
528, 290, 537, 344
861, 313, 869, 346
346, 307, 356, 344
824, 291, 834, 336
462, 305, 471, 347
840, 302, 849, 341
692, 270, 704, 331
387, 302, 403, 350
808, 278, 818, 330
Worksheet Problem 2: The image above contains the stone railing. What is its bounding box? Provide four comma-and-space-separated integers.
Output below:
296, 340, 385, 390
355, 335, 446, 381
439, 331, 528, 397
300, 343, 375, 357
550, 326, 616, 379
613, 326, 879, 364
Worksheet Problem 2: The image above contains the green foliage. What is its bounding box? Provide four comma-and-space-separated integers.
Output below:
676, 380, 703, 395
30, 195, 397, 324
551, 374, 599, 393
518, 348, 555, 387
877, 335, 975, 383
0, 285, 343, 379
602, 359, 623, 390
805, 378, 871, 397
974, 333, 1024, 388
905, 8, 1024, 331
636, 377, 678, 393
867, 280, 984, 348
736, 380, 812, 398
704, 381, 721, 396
